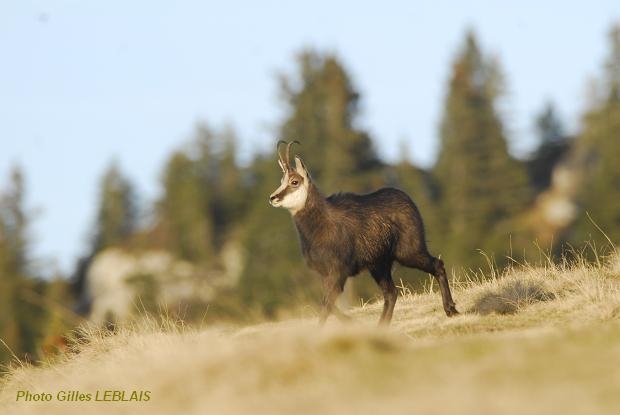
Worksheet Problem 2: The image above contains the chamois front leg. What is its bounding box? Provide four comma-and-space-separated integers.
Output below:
318, 274, 350, 324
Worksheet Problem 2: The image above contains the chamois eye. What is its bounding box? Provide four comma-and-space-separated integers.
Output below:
290, 179, 299, 186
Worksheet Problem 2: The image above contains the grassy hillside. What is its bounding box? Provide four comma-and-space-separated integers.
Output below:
1, 253, 620, 415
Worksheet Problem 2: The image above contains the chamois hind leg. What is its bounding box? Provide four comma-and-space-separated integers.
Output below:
319, 274, 350, 325
399, 252, 458, 317
430, 257, 459, 316
370, 263, 398, 325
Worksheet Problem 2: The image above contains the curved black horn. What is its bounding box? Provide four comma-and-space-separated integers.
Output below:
276, 140, 289, 169
286, 140, 300, 165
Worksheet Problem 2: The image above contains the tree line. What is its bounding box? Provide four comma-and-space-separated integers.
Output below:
2, 27, 620, 364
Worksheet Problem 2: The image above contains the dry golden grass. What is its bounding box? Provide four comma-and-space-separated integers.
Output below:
2, 252, 620, 415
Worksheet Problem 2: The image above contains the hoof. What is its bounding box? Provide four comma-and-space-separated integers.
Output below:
445, 306, 459, 317
377, 318, 392, 326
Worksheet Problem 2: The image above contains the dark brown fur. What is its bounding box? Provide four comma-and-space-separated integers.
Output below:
294, 182, 459, 324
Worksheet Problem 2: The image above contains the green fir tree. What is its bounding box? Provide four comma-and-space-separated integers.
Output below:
571, 25, 620, 248
278, 50, 381, 193
0, 166, 45, 363
92, 161, 137, 252
159, 145, 214, 263
434, 31, 529, 269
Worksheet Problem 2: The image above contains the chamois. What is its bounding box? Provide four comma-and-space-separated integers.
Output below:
269, 141, 458, 325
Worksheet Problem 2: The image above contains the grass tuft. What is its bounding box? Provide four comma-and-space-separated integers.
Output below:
472, 279, 555, 315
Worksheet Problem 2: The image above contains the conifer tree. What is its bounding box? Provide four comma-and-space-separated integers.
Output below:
528, 103, 570, 192
159, 147, 214, 263
206, 126, 245, 246
0, 166, 42, 362
572, 25, 620, 247
434, 32, 529, 268
279, 50, 381, 193
92, 162, 137, 252
0, 168, 28, 275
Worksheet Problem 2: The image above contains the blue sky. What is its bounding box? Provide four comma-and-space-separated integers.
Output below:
1, 1, 619, 275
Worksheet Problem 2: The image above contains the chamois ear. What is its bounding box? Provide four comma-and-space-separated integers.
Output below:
294, 156, 310, 180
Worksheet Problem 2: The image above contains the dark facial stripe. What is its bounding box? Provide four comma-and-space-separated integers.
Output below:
275, 185, 296, 201
271, 173, 304, 202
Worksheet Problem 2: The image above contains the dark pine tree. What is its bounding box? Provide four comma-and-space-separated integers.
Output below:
278, 50, 382, 193
0, 166, 46, 363
158, 146, 214, 263
433, 31, 529, 269
571, 25, 620, 248
92, 161, 137, 252
527, 102, 571, 193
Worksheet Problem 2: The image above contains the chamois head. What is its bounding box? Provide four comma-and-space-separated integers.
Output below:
269, 140, 310, 215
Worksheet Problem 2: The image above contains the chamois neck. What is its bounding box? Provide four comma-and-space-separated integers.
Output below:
292, 182, 327, 224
